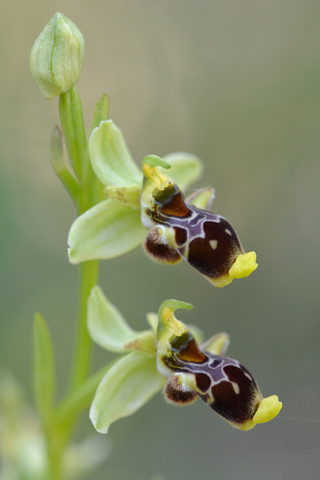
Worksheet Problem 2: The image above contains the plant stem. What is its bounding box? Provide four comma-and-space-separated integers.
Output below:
70, 259, 99, 392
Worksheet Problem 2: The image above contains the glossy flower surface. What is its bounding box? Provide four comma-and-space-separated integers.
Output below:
88, 288, 282, 433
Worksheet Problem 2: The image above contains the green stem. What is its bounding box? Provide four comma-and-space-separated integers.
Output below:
70, 259, 99, 391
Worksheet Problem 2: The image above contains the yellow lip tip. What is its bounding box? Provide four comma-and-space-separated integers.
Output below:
253, 395, 283, 425
228, 251, 258, 280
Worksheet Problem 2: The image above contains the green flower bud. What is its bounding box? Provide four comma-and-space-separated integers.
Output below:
30, 13, 84, 99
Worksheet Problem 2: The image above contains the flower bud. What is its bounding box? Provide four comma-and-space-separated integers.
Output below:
30, 13, 84, 99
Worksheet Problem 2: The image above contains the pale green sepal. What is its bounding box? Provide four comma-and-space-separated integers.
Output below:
201, 333, 230, 355
88, 286, 139, 353
186, 187, 215, 210
104, 185, 141, 208
68, 199, 147, 264
33, 313, 55, 426
89, 120, 142, 187
161, 152, 203, 190
90, 351, 165, 433
30, 13, 84, 100
90, 94, 110, 133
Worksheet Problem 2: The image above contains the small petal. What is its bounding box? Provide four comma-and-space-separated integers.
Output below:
90, 351, 165, 433
186, 187, 215, 210
68, 199, 147, 264
89, 120, 142, 187
201, 333, 230, 355
104, 185, 141, 208
161, 152, 203, 190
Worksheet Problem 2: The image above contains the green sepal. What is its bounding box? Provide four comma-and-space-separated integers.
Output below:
162, 152, 203, 190
68, 199, 147, 264
201, 333, 230, 355
33, 312, 56, 427
88, 286, 152, 354
104, 184, 141, 208
186, 187, 214, 210
88, 286, 155, 356
89, 120, 142, 187
90, 94, 110, 133
90, 351, 165, 434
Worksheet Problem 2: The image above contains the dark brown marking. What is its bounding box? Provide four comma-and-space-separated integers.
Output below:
195, 373, 211, 392
207, 365, 260, 423
174, 227, 188, 246
187, 219, 243, 279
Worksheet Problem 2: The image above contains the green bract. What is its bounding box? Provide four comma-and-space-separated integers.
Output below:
68, 119, 203, 264
30, 13, 84, 100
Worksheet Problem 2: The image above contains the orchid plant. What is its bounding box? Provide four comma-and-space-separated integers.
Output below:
19, 12, 283, 480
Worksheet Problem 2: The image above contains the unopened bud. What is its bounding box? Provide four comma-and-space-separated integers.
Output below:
30, 13, 84, 99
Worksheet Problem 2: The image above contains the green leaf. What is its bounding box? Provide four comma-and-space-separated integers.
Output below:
90, 351, 165, 433
89, 120, 142, 187
68, 199, 147, 264
33, 312, 55, 426
90, 94, 110, 133
55, 361, 117, 422
50, 126, 80, 203
59, 87, 87, 182
161, 152, 203, 191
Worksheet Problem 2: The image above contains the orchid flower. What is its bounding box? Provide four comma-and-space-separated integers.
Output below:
68, 121, 257, 287
88, 288, 282, 433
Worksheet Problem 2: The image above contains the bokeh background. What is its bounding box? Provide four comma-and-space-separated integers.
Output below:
1, 1, 320, 479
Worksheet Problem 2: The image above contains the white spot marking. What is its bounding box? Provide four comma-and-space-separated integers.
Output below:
231, 382, 240, 394
225, 229, 232, 236
210, 239, 218, 250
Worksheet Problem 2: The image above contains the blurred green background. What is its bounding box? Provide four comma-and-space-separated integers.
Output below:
1, 0, 320, 479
